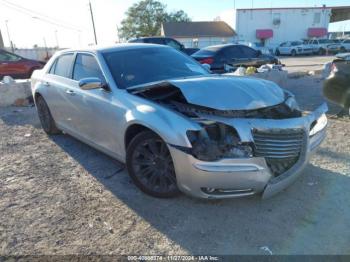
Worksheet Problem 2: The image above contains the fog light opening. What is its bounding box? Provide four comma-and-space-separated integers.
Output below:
201, 188, 254, 196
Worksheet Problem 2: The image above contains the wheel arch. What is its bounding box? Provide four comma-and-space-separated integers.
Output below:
124, 123, 156, 150
33, 91, 43, 104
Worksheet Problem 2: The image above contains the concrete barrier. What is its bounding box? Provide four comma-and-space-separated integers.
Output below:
0, 78, 32, 107
251, 70, 288, 86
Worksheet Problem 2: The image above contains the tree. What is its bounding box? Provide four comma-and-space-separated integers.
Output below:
120, 0, 190, 40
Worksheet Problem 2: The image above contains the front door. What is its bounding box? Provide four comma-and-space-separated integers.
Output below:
67, 53, 123, 155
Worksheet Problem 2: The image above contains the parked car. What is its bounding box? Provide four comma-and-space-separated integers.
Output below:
235, 41, 272, 55
31, 44, 327, 199
191, 44, 280, 73
275, 41, 313, 56
338, 39, 350, 52
323, 53, 350, 114
306, 39, 342, 55
128, 37, 197, 55
0, 49, 45, 79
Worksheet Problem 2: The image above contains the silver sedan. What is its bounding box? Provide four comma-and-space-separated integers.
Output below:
31, 44, 328, 199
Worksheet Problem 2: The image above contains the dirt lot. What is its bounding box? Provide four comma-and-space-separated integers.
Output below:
280, 55, 335, 73
1, 75, 350, 255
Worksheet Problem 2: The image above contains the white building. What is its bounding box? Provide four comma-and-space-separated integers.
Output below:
161, 21, 235, 48
219, 6, 350, 49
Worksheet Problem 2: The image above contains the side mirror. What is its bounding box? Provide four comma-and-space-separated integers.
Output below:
79, 77, 106, 90
202, 63, 211, 72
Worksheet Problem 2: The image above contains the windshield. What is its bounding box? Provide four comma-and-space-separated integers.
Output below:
103, 47, 208, 89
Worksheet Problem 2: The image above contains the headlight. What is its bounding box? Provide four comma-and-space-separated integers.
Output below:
186, 123, 253, 161
285, 96, 300, 111
309, 114, 327, 136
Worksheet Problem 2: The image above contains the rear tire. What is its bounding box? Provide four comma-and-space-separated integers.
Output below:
126, 131, 180, 198
36, 95, 61, 135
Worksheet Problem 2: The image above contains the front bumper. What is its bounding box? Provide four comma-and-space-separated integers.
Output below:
169, 104, 328, 199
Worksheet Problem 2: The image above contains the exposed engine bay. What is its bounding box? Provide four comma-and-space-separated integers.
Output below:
129, 83, 302, 119
129, 82, 303, 164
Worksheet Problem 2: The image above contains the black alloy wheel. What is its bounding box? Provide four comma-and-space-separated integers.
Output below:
126, 131, 180, 198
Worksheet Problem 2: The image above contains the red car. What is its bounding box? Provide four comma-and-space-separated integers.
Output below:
0, 49, 45, 79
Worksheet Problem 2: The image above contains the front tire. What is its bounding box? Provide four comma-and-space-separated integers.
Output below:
36, 96, 61, 135
126, 131, 180, 198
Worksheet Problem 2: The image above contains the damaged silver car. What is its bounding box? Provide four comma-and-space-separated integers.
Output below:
31, 44, 328, 199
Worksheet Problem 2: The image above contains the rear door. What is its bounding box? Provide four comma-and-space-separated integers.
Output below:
222, 45, 250, 68
239, 46, 260, 66
43, 53, 76, 130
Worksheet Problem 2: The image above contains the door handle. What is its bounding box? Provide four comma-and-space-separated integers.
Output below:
65, 89, 76, 96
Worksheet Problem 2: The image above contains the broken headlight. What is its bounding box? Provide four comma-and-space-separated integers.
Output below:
186, 123, 253, 161
309, 113, 327, 136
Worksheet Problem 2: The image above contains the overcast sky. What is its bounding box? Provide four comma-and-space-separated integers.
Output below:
1, 0, 350, 48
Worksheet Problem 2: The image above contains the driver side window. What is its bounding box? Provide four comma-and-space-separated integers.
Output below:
72, 54, 105, 81
166, 39, 182, 50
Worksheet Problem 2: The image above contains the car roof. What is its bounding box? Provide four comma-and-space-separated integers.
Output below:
57, 43, 169, 55
134, 36, 170, 39
199, 44, 244, 51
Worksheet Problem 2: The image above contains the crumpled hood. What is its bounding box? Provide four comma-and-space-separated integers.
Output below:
165, 75, 285, 110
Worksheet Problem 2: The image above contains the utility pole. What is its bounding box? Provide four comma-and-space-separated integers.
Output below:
54, 30, 59, 48
89, 0, 98, 45
0, 30, 4, 49
5, 20, 14, 52
43, 37, 49, 60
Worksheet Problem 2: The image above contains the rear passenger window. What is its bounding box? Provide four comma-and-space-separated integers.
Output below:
144, 38, 165, 45
239, 46, 258, 58
165, 39, 182, 50
54, 54, 74, 78
223, 47, 244, 59
72, 54, 105, 81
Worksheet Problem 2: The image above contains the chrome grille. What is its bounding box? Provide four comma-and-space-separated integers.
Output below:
252, 129, 304, 176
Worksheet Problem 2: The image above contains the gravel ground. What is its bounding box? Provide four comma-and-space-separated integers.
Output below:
1, 77, 350, 255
